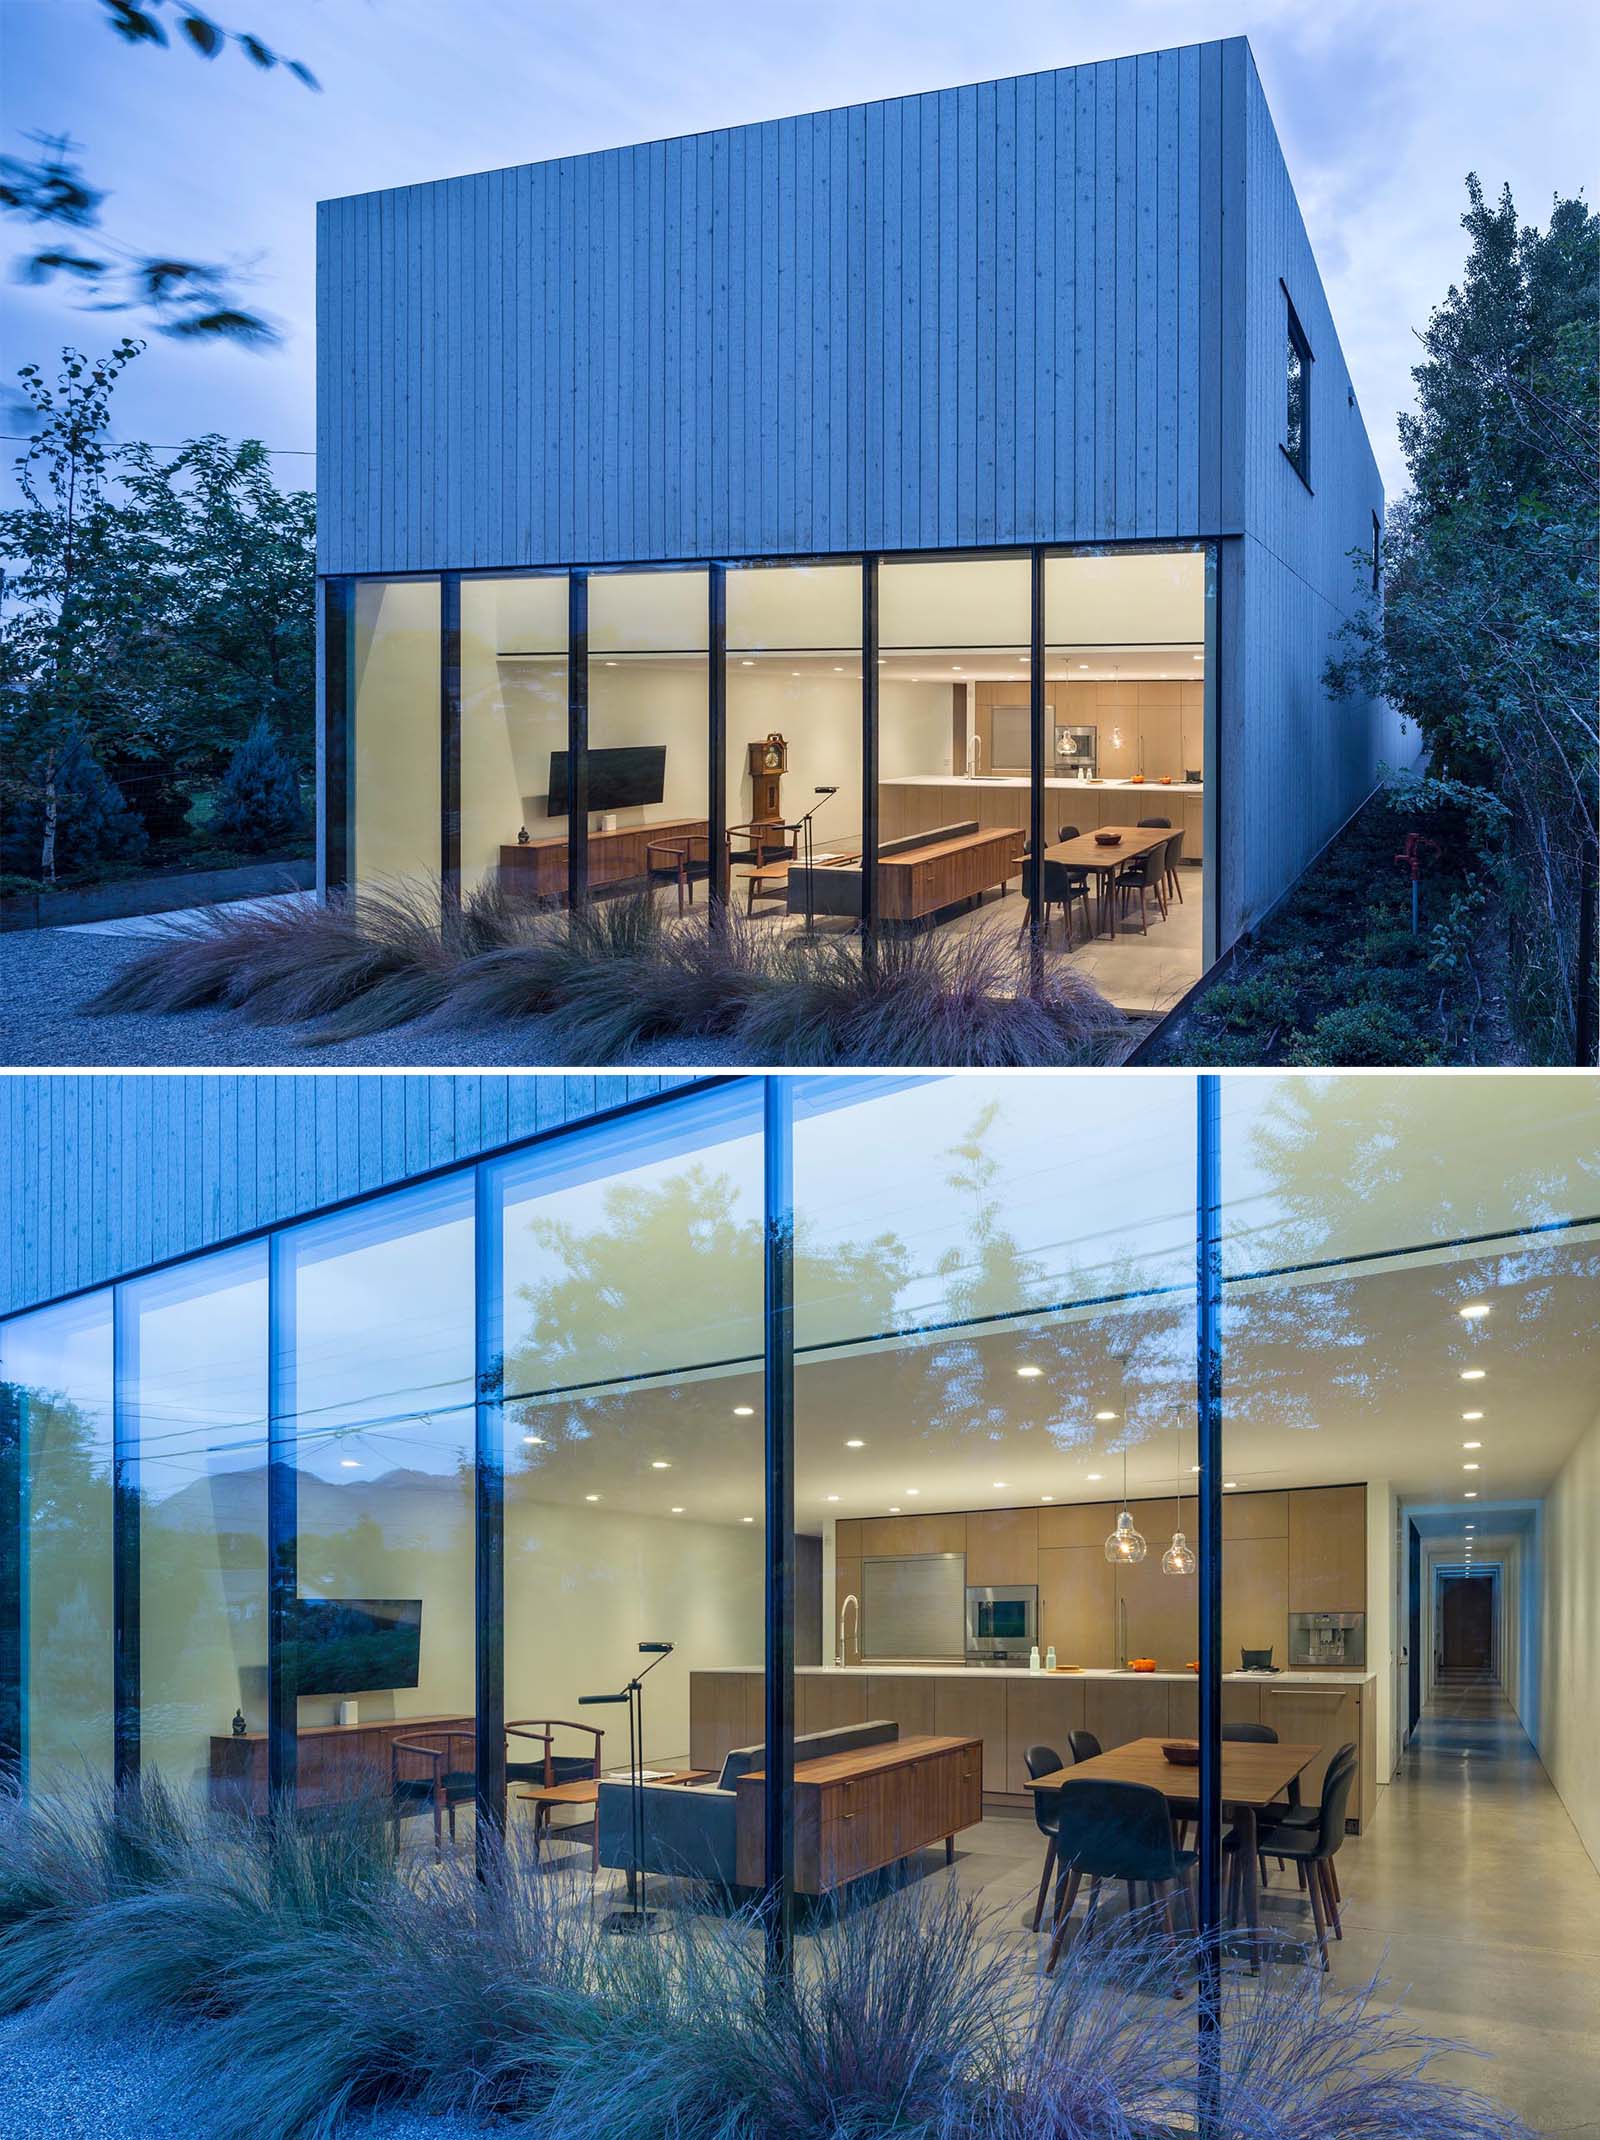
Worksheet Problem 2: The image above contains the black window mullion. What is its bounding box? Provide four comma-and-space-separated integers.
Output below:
860, 559, 880, 951
322, 578, 354, 895
708, 564, 727, 910
474, 1164, 506, 1870
441, 573, 462, 908
0, 1383, 24, 1791
568, 574, 590, 911
1195, 1076, 1224, 2089
111, 1286, 139, 1789
762, 1076, 796, 1982
266, 1231, 298, 1806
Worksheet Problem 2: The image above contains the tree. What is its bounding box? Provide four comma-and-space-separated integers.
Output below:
1329, 178, 1599, 1063
3, 727, 148, 880
0, 340, 316, 880
210, 715, 304, 852
1, 2, 319, 347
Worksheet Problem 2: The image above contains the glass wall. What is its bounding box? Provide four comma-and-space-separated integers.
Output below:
878, 558, 1032, 921
1, 1292, 115, 1786
282, 1174, 476, 1814
460, 574, 568, 900
494, 1086, 766, 1836
726, 565, 862, 918
351, 577, 441, 895
794, 1072, 1197, 1797
131, 1244, 268, 1795
587, 572, 710, 902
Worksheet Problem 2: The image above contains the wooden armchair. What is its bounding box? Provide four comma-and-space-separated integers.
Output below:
390, 1728, 476, 1854
645, 831, 712, 913
505, 1718, 604, 1790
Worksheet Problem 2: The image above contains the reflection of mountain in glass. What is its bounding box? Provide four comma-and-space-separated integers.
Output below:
283, 1596, 422, 1695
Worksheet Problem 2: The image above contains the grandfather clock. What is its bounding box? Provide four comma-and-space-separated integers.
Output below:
746, 732, 788, 857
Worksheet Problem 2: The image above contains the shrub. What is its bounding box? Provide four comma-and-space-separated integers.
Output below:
2, 727, 148, 881
211, 717, 306, 853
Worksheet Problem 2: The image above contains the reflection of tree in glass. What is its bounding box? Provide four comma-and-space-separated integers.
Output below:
9, 1385, 111, 1725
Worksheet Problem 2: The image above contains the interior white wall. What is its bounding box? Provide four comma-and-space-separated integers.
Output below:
727, 672, 864, 845
587, 661, 709, 833
460, 577, 568, 893
352, 579, 441, 891
1540, 1405, 1600, 1875
504, 1491, 765, 1769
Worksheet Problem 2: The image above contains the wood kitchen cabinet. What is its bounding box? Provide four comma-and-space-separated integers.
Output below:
688, 1673, 766, 1774
933, 1673, 1009, 1793
1288, 1485, 1367, 1612
1005, 1675, 1087, 1791
1222, 1535, 1290, 1671
859, 1511, 966, 1559
965, 1507, 1039, 1587
1114, 1499, 1198, 1669
1259, 1678, 1375, 1831
866, 1674, 938, 1739
1084, 1675, 1172, 1750
1039, 1544, 1115, 1665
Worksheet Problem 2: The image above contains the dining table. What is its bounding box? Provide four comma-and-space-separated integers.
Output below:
1042, 824, 1173, 939
1025, 1734, 1323, 1970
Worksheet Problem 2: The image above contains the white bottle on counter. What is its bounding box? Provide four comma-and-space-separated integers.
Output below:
1045, 1645, 1057, 1672
1029, 1645, 1042, 1673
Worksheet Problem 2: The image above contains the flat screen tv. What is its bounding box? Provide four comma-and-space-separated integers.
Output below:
547, 745, 666, 814
286, 1597, 422, 1697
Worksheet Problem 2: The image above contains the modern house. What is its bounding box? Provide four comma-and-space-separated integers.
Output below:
2, 1069, 1597, 2129
316, 38, 1407, 1011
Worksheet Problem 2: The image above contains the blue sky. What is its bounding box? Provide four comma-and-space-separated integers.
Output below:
2, 0, 1593, 502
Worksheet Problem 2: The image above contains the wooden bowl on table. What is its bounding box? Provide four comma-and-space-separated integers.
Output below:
1094, 832, 1123, 847
1161, 1741, 1201, 1768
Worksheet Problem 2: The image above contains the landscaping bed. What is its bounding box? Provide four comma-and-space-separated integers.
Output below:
1138, 783, 1511, 1066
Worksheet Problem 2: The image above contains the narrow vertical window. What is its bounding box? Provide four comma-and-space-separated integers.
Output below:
1283, 290, 1312, 488
1371, 510, 1382, 593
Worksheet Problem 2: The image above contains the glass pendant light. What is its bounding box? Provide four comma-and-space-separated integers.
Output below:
1104, 1448, 1147, 1565
1163, 1420, 1196, 1575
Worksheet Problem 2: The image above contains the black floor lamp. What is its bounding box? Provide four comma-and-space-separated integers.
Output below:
791, 785, 839, 933
580, 1639, 675, 1934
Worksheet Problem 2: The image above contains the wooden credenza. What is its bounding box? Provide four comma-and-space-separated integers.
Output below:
208, 1714, 473, 1813
734, 1733, 983, 1893
499, 818, 709, 900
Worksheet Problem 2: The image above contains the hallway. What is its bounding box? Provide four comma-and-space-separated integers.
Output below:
1335, 1674, 1600, 2135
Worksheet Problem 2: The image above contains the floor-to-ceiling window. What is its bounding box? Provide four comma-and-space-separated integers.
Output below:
349, 577, 442, 896
459, 574, 569, 900
586, 572, 710, 902
1, 1292, 115, 1786
280, 1173, 477, 1814
130, 1243, 268, 1796
725, 564, 862, 918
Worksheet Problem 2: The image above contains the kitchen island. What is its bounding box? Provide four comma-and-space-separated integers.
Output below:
689, 1664, 1376, 1831
879, 774, 1204, 859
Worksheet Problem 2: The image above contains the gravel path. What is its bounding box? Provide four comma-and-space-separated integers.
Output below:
0, 2014, 495, 2139
0, 927, 740, 1070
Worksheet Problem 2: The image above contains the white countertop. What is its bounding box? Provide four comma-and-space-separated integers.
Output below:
881, 774, 1203, 794
705, 1664, 1372, 1688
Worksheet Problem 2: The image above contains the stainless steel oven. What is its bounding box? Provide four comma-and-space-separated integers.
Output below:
964, 1583, 1039, 1664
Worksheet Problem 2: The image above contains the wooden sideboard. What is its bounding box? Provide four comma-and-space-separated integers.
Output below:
734, 1733, 983, 1892
499, 818, 709, 900
208, 1714, 473, 1813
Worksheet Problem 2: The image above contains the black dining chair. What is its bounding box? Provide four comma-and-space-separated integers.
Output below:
1161, 828, 1186, 903
1025, 1742, 1068, 1931
1135, 816, 1173, 829
1174, 1721, 1297, 1866
1262, 1739, 1355, 1905
1020, 851, 1093, 948
1116, 844, 1169, 932
1243, 1748, 1358, 1971
1046, 1778, 1198, 1987
1068, 1729, 1102, 1765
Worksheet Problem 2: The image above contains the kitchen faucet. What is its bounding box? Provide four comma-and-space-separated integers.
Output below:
965, 731, 982, 778
837, 1593, 860, 1667
1116, 1597, 1129, 1669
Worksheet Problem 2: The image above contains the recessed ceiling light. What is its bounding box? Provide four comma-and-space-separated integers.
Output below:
1095, 1410, 1118, 1421
1192, 653, 1203, 661
741, 659, 754, 666
670, 1506, 684, 1514
585, 1493, 601, 1502
889, 1505, 901, 1513
845, 1438, 865, 1448
1462, 1412, 1484, 1422
1460, 1370, 1486, 1382
1462, 1440, 1482, 1449
1016, 1365, 1043, 1379
339, 1458, 360, 1468
1040, 1494, 1055, 1503
1190, 1464, 1202, 1473
905, 1488, 920, 1497
1086, 1472, 1103, 1481
952, 664, 963, 672
1223, 1482, 1237, 1490
1458, 1304, 1490, 1320
1465, 1491, 1478, 1499
826, 1494, 839, 1502
1078, 663, 1089, 671
522, 1434, 543, 1445
733, 1405, 755, 1416
1463, 1463, 1480, 1471
992, 1480, 1008, 1490
651, 1460, 671, 1470
743, 1515, 755, 1523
